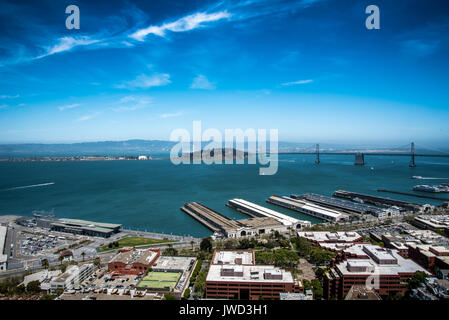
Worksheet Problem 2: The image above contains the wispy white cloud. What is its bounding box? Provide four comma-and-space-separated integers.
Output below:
190, 74, 216, 90
281, 79, 313, 86
129, 11, 231, 41
36, 36, 101, 59
0, 94, 20, 99
112, 95, 153, 111
77, 112, 101, 122
160, 111, 183, 118
115, 73, 171, 89
58, 103, 80, 111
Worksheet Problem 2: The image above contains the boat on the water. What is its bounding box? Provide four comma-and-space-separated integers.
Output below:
413, 184, 449, 193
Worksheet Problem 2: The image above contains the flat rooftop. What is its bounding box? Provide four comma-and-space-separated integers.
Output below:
110, 249, 158, 265
238, 217, 283, 228
229, 199, 303, 226
206, 264, 294, 283
152, 256, 195, 272
336, 244, 430, 276
56, 218, 121, 230
298, 231, 362, 243
212, 250, 255, 265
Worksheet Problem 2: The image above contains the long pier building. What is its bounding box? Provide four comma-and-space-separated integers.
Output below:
333, 190, 423, 212
292, 193, 386, 217
226, 199, 311, 229
266, 196, 349, 222
181, 202, 287, 238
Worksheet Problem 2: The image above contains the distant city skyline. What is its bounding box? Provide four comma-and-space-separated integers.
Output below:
0, 0, 448, 145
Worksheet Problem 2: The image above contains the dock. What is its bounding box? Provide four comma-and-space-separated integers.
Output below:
377, 189, 449, 201
181, 202, 289, 238
292, 193, 385, 217
333, 190, 423, 212
266, 195, 349, 222
181, 202, 243, 234
227, 198, 311, 229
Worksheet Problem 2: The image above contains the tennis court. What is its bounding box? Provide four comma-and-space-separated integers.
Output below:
138, 272, 181, 290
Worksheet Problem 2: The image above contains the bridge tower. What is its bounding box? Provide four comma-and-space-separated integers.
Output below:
410, 142, 416, 167
355, 153, 365, 165
315, 144, 320, 164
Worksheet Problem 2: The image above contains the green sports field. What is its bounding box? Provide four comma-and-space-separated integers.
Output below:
138, 272, 181, 290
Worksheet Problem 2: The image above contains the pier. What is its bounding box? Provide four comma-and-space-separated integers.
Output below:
181, 202, 243, 234
292, 193, 385, 217
267, 196, 349, 222
181, 202, 288, 238
377, 189, 449, 201
227, 199, 311, 229
333, 190, 423, 212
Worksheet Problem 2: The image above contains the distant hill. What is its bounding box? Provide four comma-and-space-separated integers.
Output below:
0, 139, 447, 158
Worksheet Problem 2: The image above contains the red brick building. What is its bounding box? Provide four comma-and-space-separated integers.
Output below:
324, 244, 430, 299
108, 248, 160, 275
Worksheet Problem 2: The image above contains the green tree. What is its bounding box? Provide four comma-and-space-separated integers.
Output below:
81, 251, 86, 262
58, 255, 64, 265
26, 280, 41, 294
200, 237, 213, 252
164, 293, 177, 300
41, 259, 49, 269
407, 271, 428, 290
183, 288, 191, 299
190, 240, 195, 250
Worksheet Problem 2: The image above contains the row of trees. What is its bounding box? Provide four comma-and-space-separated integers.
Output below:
255, 249, 299, 269
291, 236, 336, 266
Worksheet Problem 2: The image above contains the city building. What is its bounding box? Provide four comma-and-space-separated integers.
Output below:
344, 285, 382, 300
408, 244, 449, 272
279, 292, 313, 300
298, 231, 363, 244
206, 250, 303, 300
21, 269, 62, 292
412, 216, 449, 235
108, 248, 160, 275
50, 264, 94, 293
324, 244, 430, 299
0, 225, 8, 271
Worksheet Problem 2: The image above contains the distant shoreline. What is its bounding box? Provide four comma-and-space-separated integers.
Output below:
0, 156, 170, 162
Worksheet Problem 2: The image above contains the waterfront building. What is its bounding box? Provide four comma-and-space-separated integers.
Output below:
181, 202, 290, 239
50, 218, 121, 238
205, 250, 303, 300
227, 198, 312, 229
267, 196, 349, 222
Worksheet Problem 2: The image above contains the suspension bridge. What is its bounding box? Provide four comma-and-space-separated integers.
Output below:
278, 142, 449, 166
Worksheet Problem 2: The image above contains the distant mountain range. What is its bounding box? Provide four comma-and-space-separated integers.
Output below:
0, 139, 447, 157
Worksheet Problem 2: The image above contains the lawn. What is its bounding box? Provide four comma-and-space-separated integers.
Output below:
98, 236, 176, 252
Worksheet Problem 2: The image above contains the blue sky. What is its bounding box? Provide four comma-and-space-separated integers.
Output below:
0, 0, 448, 146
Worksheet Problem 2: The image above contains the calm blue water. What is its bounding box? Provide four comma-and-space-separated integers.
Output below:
1, 154, 448, 237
